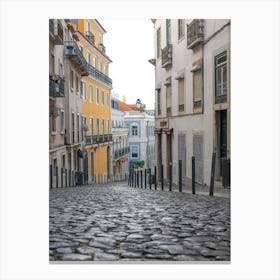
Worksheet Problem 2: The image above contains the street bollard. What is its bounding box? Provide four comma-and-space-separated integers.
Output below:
137, 171, 139, 188
65, 169, 67, 187
131, 172, 134, 187
209, 152, 216, 196
72, 171, 75, 187
56, 166, 58, 188
141, 170, 143, 188
145, 169, 147, 188
169, 163, 172, 192
50, 165, 53, 189
134, 172, 137, 188
161, 164, 164, 191
179, 160, 182, 192
69, 170, 71, 187
149, 168, 152, 190
61, 168, 64, 188
192, 156, 195, 194
154, 166, 157, 190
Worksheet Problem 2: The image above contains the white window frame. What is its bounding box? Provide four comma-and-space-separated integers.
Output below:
89, 85, 93, 103
131, 124, 138, 136
86, 51, 91, 64
60, 109, 65, 134
101, 91, 104, 105
96, 87, 99, 104
131, 145, 139, 159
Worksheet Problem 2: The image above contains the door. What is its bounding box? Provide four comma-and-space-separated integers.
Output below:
220, 110, 227, 175
193, 134, 203, 184
90, 152, 94, 182
178, 133, 186, 178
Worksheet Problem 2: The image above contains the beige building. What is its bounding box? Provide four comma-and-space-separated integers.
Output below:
150, 19, 230, 187
49, 19, 89, 188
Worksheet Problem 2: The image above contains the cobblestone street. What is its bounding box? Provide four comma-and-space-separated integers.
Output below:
49, 183, 230, 262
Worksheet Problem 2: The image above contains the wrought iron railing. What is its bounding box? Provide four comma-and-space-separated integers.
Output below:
49, 78, 55, 98
161, 44, 172, 67
86, 31, 95, 45
49, 76, 65, 97
85, 134, 113, 146
64, 41, 88, 71
86, 63, 112, 87
179, 104, 185, 112
114, 147, 130, 159
187, 19, 204, 48
98, 43, 106, 54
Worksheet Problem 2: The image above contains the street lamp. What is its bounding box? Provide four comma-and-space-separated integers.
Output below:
136, 99, 141, 111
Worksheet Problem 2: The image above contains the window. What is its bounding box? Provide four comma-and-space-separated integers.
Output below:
75, 76, 79, 93
96, 119, 100, 135
166, 19, 171, 44
81, 81, 86, 100
90, 117, 93, 136
50, 54, 55, 74
77, 115, 80, 142
166, 82, 172, 116
51, 115, 56, 132
131, 125, 138, 136
178, 78, 185, 112
62, 155, 65, 169
104, 64, 106, 74
96, 88, 99, 104
193, 67, 203, 109
82, 116, 86, 141
53, 159, 57, 176
70, 69, 74, 89
89, 85, 93, 102
101, 91, 104, 105
86, 20, 90, 33
86, 52, 91, 64
157, 89, 161, 115
93, 56, 96, 68
59, 63, 63, 77
178, 19, 184, 40
157, 27, 161, 58
99, 62, 102, 71
60, 110, 64, 133
102, 119, 104, 135
131, 145, 139, 158
215, 52, 227, 104
79, 45, 83, 54
72, 113, 75, 143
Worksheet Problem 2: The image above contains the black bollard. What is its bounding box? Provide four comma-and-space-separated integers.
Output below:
192, 156, 195, 194
209, 152, 216, 196
169, 163, 172, 191
50, 165, 53, 189
141, 170, 143, 188
137, 171, 139, 188
134, 172, 137, 187
144, 169, 147, 188
131, 172, 134, 187
149, 168, 152, 189
61, 168, 64, 188
179, 160, 182, 192
154, 166, 157, 190
56, 166, 58, 188
161, 164, 164, 191
65, 169, 67, 187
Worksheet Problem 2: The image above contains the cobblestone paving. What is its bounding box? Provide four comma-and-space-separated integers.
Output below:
49, 183, 230, 262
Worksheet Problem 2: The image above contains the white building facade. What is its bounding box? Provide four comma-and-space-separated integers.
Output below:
152, 19, 230, 187
124, 111, 156, 169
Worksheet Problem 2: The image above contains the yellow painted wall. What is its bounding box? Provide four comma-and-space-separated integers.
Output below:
77, 19, 111, 181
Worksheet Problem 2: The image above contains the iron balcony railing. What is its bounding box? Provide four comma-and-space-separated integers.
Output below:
187, 19, 204, 49
86, 31, 95, 45
64, 41, 89, 76
98, 43, 106, 54
49, 76, 64, 98
114, 147, 130, 159
85, 134, 113, 146
49, 19, 64, 45
179, 104, 185, 112
161, 44, 172, 68
86, 63, 112, 88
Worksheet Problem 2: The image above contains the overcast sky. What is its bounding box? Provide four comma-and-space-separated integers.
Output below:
101, 20, 155, 109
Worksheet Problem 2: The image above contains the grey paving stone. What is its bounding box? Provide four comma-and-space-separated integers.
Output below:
94, 252, 120, 261
61, 253, 93, 261
56, 247, 72, 254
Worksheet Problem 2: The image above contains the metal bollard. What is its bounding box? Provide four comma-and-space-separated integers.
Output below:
169, 163, 172, 191
179, 160, 182, 192
192, 156, 195, 194
50, 165, 53, 189
149, 168, 152, 189
154, 166, 157, 190
161, 164, 164, 191
137, 171, 139, 188
134, 172, 137, 188
209, 152, 216, 196
56, 166, 58, 188
145, 169, 147, 188
140, 170, 143, 188
61, 168, 64, 188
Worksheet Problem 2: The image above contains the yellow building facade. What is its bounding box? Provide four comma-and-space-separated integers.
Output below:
70, 19, 113, 183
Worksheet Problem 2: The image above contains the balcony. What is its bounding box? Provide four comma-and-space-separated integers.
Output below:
86, 63, 112, 88
85, 134, 112, 146
64, 41, 89, 76
49, 19, 64, 45
86, 31, 95, 45
178, 104, 185, 112
49, 75, 65, 98
161, 44, 172, 69
187, 19, 204, 49
98, 43, 106, 54
114, 147, 130, 160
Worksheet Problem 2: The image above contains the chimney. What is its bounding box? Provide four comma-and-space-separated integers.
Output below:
123, 95, 127, 104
